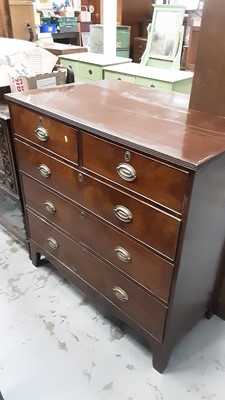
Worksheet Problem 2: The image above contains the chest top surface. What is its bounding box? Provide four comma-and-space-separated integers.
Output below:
103, 64, 194, 82
5, 80, 225, 169
59, 52, 131, 66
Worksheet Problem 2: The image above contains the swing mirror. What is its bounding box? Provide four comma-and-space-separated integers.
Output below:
141, 5, 186, 69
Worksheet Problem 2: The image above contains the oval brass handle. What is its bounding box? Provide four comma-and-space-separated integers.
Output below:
38, 164, 51, 178
114, 205, 133, 223
35, 126, 48, 142
44, 201, 56, 214
47, 237, 58, 250
114, 246, 131, 263
117, 163, 136, 182
113, 286, 129, 302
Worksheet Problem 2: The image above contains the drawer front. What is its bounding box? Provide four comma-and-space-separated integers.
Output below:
16, 140, 180, 259
79, 63, 102, 80
77, 174, 180, 259
82, 133, 188, 213
60, 59, 79, 75
136, 77, 172, 90
10, 104, 78, 164
15, 139, 81, 199
104, 71, 136, 83
28, 211, 167, 341
22, 175, 173, 302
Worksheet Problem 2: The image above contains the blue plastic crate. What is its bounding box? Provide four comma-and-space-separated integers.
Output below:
40, 24, 57, 33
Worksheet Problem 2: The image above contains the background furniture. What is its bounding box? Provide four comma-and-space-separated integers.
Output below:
0, 0, 13, 38
187, 0, 225, 320
59, 52, 131, 82
185, 25, 200, 71
81, 0, 153, 57
52, 31, 80, 46
133, 37, 147, 63
9, 0, 36, 41
141, 5, 186, 70
103, 63, 193, 94
0, 98, 26, 245
7, 78, 225, 373
90, 25, 131, 58
36, 42, 87, 62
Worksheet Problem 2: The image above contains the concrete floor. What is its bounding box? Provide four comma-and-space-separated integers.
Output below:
1, 226, 225, 400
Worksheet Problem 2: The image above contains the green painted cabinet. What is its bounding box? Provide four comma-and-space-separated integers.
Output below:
89, 25, 131, 58
59, 52, 131, 83
103, 63, 194, 94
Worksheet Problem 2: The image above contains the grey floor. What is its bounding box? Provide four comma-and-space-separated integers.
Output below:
1, 225, 225, 400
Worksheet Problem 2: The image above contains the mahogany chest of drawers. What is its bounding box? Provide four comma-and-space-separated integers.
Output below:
6, 80, 225, 373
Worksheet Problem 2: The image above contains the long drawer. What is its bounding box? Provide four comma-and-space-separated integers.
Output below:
22, 174, 173, 302
82, 132, 188, 213
16, 140, 180, 259
28, 210, 167, 342
10, 104, 78, 164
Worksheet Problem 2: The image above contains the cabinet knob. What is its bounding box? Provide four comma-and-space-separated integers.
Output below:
114, 205, 133, 223
89, 69, 93, 75
47, 237, 58, 250
113, 286, 129, 302
38, 164, 51, 178
44, 201, 56, 214
117, 162, 136, 182
35, 126, 48, 142
150, 84, 155, 88
114, 246, 132, 263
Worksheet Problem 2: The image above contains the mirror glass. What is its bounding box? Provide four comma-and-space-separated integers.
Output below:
150, 11, 180, 57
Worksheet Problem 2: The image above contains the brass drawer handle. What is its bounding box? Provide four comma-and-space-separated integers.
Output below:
114, 246, 131, 263
117, 163, 136, 182
114, 205, 133, 223
47, 237, 58, 250
38, 164, 51, 178
113, 286, 129, 302
44, 201, 56, 214
35, 126, 48, 142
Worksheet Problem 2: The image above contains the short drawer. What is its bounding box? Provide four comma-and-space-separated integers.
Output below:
15, 139, 81, 199
136, 77, 172, 90
22, 175, 173, 302
10, 104, 78, 164
16, 141, 180, 259
82, 133, 188, 213
104, 71, 136, 83
79, 62, 102, 80
28, 211, 167, 341
60, 58, 80, 75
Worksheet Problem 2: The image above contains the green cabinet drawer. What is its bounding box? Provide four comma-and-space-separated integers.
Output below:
60, 59, 79, 75
136, 77, 172, 90
104, 71, 135, 83
78, 63, 102, 80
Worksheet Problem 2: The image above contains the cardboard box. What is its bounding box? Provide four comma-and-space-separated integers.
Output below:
9, 70, 66, 93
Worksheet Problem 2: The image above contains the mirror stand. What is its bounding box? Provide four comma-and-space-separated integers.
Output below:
140, 5, 185, 70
